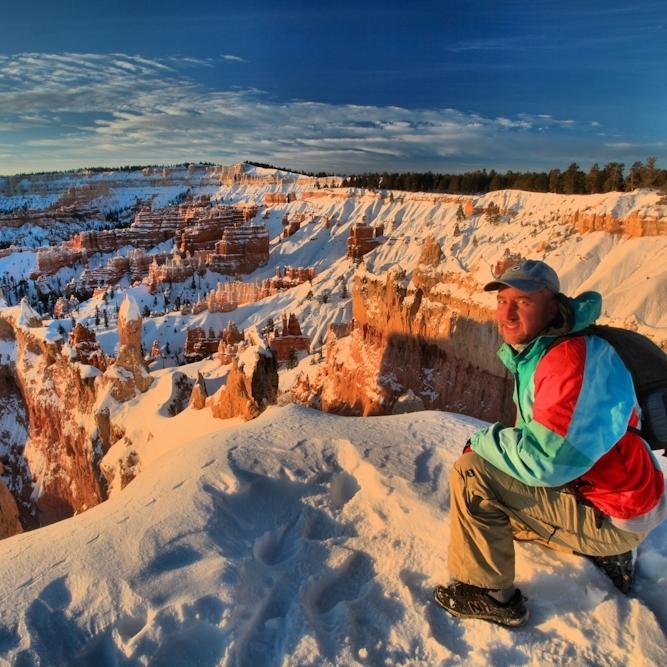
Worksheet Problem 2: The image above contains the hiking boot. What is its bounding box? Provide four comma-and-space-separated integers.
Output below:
589, 549, 636, 594
433, 582, 528, 627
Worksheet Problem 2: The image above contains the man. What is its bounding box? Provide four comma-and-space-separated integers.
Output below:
434, 260, 666, 627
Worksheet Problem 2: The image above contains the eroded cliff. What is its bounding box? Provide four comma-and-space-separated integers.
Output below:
298, 238, 515, 424
0, 302, 110, 527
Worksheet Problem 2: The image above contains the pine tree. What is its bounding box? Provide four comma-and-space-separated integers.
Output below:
548, 169, 561, 193
586, 163, 602, 194
562, 163, 585, 194
626, 161, 643, 191
286, 348, 298, 369
601, 162, 624, 192
640, 156, 657, 188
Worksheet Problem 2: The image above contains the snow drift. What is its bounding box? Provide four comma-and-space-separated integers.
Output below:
0, 405, 665, 665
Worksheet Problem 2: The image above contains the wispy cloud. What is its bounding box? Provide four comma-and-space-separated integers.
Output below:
0, 52, 641, 174
222, 54, 247, 63
445, 37, 528, 53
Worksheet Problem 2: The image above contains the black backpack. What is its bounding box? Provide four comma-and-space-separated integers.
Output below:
558, 325, 667, 455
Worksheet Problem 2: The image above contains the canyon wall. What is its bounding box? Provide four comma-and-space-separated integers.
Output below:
0, 304, 110, 527
300, 238, 515, 425
0, 342, 25, 536
0, 297, 154, 529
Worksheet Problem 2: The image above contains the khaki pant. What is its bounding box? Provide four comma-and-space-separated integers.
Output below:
447, 452, 645, 589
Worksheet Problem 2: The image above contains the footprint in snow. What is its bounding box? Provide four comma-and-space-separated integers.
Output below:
311, 551, 375, 614
253, 519, 298, 566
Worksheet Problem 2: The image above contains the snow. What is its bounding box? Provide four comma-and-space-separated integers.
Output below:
119, 293, 141, 323
0, 405, 665, 665
77, 363, 101, 380
0, 249, 36, 282
16, 298, 41, 327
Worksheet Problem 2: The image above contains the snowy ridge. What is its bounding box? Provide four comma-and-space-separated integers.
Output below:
0, 405, 665, 664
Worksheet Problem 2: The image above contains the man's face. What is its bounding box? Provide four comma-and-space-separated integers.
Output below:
496, 287, 558, 345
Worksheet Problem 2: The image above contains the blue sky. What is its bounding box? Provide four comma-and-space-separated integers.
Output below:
0, 0, 665, 175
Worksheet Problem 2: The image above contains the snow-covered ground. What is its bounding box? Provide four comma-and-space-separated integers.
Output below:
0, 405, 665, 665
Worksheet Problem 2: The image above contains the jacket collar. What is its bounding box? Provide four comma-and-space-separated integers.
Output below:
497, 291, 602, 370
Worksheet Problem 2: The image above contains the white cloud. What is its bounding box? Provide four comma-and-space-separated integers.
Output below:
0, 52, 629, 175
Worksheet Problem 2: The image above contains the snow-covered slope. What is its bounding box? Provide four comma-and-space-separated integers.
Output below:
0, 405, 665, 665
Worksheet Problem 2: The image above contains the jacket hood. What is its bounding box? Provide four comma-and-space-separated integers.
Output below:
560, 290, 602, 334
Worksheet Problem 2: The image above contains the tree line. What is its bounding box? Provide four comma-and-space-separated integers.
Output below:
340, 158, 666, 194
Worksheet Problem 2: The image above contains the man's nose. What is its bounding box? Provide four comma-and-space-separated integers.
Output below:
498, 301, 517, 319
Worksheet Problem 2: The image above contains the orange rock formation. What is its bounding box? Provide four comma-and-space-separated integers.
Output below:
346, 221, 384, 259
300, 237, 515, 423
269, 313, 311, 362
210, 348, 278, 420
104, 295, 153, 402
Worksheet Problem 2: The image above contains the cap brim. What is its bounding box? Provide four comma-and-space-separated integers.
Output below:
483, 278, 551, 292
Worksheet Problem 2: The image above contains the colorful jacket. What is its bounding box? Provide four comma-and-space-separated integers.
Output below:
471, 291, 665, 520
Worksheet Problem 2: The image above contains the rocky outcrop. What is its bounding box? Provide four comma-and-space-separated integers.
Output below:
0, 472, 22, 538
302, 239, 514, 423
0, 304, 116, 528
175, 206, 244, 253
0, 204, 100, 232
268, 313, 311, 363
100, 441, 139, 493
264, 192, 296, 204
190, 373, 208, 410
347, 221, 384, 259
282, 213, 306, 238
203, 266, 317, 314
69, 324, 107, 371
104, 295, 153, 401
206, 225, 270, 274
210, 346, 278, 420
185, 321, 244, 362
572, 209, 667, 236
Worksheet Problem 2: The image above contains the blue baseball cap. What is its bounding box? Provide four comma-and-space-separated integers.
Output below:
484, 259, 560, 293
